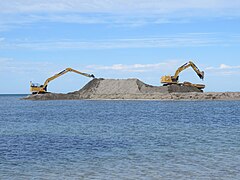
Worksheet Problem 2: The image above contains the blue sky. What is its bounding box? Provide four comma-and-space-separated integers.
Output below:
0, 0, 240, 93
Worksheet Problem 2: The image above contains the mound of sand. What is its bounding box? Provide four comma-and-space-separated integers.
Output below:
22, 78, 240, 100
76, 78, 201, 95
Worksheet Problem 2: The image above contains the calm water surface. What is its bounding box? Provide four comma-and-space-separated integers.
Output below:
0, 95, 240, 179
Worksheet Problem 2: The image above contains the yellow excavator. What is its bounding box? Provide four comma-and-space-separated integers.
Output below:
161, 61, 205, 90
30, 68, 95, 94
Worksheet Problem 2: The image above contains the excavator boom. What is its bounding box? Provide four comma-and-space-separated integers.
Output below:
30, 68, 95, 94
173, 61, 204, 80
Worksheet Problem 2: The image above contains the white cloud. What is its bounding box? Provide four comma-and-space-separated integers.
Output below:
0, 0, 239, 30
205, 63, 240, 76
0, 57, 10, 62
206, 64, 240, 70
0, 14, 180, 32
220, 64, 231, 69
0, 58, 55, 74
0, 33, 231, 50
86, 61, 179, 72
220, 64, 240, 69
0, 0, 240, 14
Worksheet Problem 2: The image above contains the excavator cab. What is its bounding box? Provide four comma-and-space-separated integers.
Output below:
30, 82, 42, 87
161, 75, 179, 84
30, 82, 46, 94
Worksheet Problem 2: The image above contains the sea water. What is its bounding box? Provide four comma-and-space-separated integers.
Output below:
0, 95, 240, 179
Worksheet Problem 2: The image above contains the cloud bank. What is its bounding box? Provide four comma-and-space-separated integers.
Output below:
206, 63, 240, 76
86, 62, 174, 72
206, 64, 240, 70
1, 33, 237, 50
2, 57, 239, 77
0, 0, 240, 30
1, 0, 240, 14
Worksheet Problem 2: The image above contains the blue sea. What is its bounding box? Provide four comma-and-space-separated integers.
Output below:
0, 95, 240, 179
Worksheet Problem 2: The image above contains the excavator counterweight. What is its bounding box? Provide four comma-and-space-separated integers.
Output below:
30, 68, 95, 94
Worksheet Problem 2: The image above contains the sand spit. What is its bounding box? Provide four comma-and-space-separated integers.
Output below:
23, 78, 240, 100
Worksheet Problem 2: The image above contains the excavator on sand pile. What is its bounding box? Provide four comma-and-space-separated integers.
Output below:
30, 68, 95, 94
161, 61, 205, 90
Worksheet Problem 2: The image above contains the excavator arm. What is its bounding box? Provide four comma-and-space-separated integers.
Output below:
172, 61, 204, 81
30, 68, 95, 94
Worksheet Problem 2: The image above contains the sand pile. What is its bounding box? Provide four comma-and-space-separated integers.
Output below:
76, 78, 201, 95
23, 78, 240, 100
